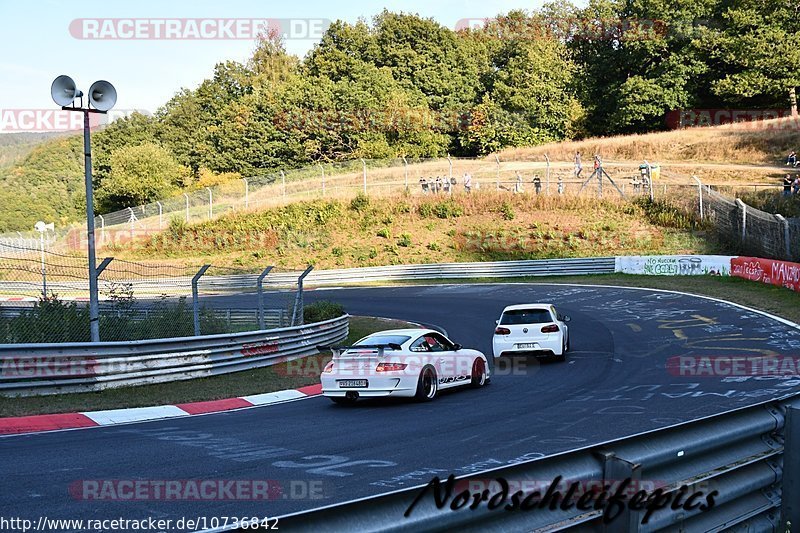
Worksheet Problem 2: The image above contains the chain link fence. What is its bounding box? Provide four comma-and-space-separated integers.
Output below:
0, 243, 311, 343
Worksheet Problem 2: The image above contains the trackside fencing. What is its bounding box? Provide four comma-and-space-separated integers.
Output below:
271, 394, 800, 532
0, 314, 348, 397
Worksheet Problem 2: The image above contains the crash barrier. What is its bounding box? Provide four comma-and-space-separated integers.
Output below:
270, 394, 799, 532
0, 314, 348, 397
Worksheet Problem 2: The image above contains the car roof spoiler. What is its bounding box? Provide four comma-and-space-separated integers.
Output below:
317, 343, 402, 355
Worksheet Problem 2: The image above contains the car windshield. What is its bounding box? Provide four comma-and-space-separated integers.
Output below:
500, 309, 553, 325
354, 335, 411, 347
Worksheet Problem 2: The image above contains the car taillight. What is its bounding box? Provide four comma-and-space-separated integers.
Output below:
541, 324, 560, 333
323, 361, 334, 373
376, 362, 408, 372
495, 327, 511, 335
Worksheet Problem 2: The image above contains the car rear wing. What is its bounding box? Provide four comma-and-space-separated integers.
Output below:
317, 343, 402, 358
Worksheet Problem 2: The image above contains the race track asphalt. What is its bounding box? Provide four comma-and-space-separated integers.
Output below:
2, 283, 799, 531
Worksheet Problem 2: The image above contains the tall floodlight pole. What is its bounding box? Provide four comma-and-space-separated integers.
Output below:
51, 75, 117, 342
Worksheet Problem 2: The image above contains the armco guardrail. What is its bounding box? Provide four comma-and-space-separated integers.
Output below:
272, 394, 799, 532
0, 315, 348, 397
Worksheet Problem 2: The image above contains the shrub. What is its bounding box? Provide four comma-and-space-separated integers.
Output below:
397, 233, 412, 247
377, 227, 391, 238
499, 201, 515, 221
433, 200, 463, 219
303, 300, 345, 323
427, 242, 441, 251
349, 193, 370, 212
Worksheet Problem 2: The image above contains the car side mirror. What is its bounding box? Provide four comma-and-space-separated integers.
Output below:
453, 344, 462, 351
495, 320, 499, 325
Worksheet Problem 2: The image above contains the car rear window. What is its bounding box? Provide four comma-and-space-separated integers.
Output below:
355, 335, 411, 347
500, 309, 553, 325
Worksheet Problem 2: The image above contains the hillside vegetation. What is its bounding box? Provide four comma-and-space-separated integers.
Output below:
114, 192, 716, 270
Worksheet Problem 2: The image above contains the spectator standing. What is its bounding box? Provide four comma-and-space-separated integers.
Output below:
443, 176, 451, 194
793, 176, 800, 195
420, 177, 429, 194
574, 151, 582, 178
514, 172, 524, 194
449, 176, 457, 195
632, 175, 641, 193
784, 174, 793, 197
788, 151, 797, 167
533, 175, 542, 194
435, 176, 443, 194
557, 176, 564, 195
463, 172, 472, 193
593, 154, 601, 171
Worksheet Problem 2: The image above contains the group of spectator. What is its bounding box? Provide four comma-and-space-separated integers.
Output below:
788, 150, 798, 168
419, 172, 474, 194
782, 151, 799, 196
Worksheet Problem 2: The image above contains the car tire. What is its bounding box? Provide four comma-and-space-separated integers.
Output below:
414, 366, 438, 402
330, 396, 357, 406
470, 358, 487, 388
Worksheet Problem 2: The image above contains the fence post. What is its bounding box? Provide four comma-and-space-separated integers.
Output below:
242, 178, 249, 209
257, 266, 274, 330
776, 214, 791, 260
127, 207, 136, 235
206, 187, 213, 219
360, 159, 367, 194
544, 154, 550, 195
494, 155, 500, 190
291, 265, 314, 326
643, 160, 654, 201
691, 175, 704, 220
447, 154, 453, 183
157, 201, 163, 229
319, 164, 325, 197
735, 198, 747, 242
782, 401, 800, 531
598, 450, 641, 533
192, 265, 211, 336
402, 156, 408, 192
281, 170, 286, 198
98, 214, 105, 246
183, 193, 189, 222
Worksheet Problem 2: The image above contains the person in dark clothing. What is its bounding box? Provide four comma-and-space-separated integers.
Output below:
784, 174, 793, 197
788, 151, 797, 167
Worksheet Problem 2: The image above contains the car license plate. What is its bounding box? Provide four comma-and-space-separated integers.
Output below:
517, 343, 538, 349
338, 380, 368, 388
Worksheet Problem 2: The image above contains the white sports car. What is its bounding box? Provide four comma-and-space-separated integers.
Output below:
492, 303, 571, 361
320, 328, 490, 405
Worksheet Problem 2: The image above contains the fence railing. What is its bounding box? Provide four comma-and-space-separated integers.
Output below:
0, 314, 348, 397
271, 393, 799, 532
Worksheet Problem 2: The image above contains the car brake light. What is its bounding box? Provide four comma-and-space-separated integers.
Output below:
494, 327, 511, 335
323, 361, 334, 373
541, 324, 560, 333
376, 362, 408, 372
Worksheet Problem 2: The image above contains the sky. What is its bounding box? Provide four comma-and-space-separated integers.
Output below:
0, 0, 555, 124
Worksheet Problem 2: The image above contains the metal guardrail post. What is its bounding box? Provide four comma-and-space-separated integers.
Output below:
257, 266, 274, 330
691, 175, 703, 220
736, 199, 747, 242
598, 450, 640, 533
494, 155, 500, 190
156, 201, 163, 228
776, 214, 791, 260
782, 402, 800, 530
192, 265, 211, 336
206, 187, 213, 219
291, 265, 314, 326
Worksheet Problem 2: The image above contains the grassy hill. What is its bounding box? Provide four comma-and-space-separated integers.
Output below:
112, 192, 717, 270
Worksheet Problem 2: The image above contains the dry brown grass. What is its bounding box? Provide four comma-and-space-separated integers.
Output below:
498, 117, 800, 165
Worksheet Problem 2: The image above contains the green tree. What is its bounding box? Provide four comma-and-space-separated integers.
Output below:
98, 143, 186, 209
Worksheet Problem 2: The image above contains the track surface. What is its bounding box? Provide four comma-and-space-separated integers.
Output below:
3, 284, 799, 531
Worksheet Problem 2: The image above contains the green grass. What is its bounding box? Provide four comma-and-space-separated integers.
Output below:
0, 315, 414, 418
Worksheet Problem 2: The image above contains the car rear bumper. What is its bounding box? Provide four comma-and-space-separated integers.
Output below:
493, 337, 562, 357
320, 374, 417, 397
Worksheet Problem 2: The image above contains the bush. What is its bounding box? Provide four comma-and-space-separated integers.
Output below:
350, 193, 370, 212
499, 201, 515, 221
303, 300, 345, 324
397, 233, 412, 247
377, 227, 391, 238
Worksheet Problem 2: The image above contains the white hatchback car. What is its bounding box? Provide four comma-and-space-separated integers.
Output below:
320, 328, 490, 405
492, 303, 570, 361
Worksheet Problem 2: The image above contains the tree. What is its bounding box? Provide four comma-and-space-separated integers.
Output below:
98, 143, 187, 209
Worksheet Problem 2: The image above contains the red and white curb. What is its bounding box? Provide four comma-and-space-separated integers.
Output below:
0, 384, 321, 436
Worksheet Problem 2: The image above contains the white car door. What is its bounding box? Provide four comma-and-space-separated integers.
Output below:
426, 332, 470, 388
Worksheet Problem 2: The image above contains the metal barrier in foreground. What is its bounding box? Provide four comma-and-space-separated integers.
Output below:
270, 394, 799, 532
0, 314, 348, 397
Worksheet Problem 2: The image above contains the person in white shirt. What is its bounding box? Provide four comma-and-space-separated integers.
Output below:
463, 172, 472, 193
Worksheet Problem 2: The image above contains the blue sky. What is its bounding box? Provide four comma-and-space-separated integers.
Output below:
0, 0, 556, 116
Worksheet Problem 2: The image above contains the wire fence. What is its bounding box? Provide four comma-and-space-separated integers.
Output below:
0, 243, 311, 343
